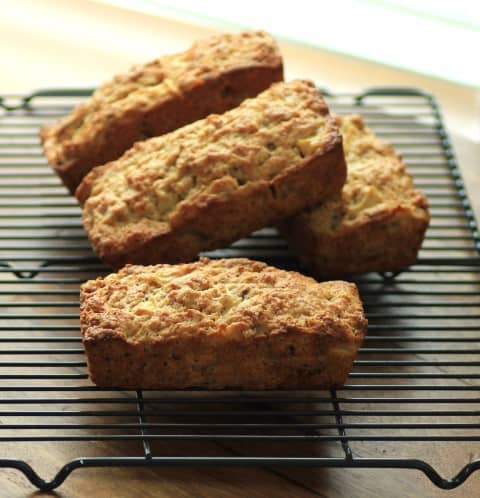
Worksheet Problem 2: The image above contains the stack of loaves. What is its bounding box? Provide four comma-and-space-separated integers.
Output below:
41, 31, 429, 390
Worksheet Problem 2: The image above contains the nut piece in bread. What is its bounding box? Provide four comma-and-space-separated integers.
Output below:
80, 258, 367, 389
41, 31, 284, 193
77, 80, 346, 268
281, 114, 430, 277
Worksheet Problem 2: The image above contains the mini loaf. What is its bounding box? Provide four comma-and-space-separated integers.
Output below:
80, 258, 367, 389
282, 114, 430, 277
41, 31, 283, 193
77, 80, 346, 268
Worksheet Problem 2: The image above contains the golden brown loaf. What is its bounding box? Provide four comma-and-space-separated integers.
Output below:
41, 31, 283, 193
282, 114, 430, 277
77, 80, 346, 268
80, 258, 367, 389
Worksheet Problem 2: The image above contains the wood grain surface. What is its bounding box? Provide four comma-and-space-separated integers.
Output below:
1, 1, 479, 496
0, 130, 477, 498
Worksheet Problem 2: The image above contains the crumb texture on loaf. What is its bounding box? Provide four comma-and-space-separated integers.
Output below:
81, 258, 365, 342
283, 114, 430, 277
80, 258, 367, 389
78, 80, 345, 266
41, 31, 283, 192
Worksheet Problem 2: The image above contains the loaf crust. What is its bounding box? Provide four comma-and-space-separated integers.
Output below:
77, 80, 346, 268
80, 258, 367, 389
41, 31, 283, 193
282, 114, 430, 277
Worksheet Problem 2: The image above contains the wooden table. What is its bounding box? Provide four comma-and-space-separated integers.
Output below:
1, 1, 479, 496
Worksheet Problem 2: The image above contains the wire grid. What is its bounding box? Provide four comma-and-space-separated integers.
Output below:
0, 88, 479, 491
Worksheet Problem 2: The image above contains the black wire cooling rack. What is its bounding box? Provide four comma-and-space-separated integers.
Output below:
0, 88, 479, 492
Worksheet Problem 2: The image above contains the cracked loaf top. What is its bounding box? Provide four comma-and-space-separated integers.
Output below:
41, 31, 282, 172
294, 114, 429, 233
77, 79, 345, 266
80, 258, 367, 345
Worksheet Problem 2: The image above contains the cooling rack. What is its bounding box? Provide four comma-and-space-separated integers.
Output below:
0, 88, 479, 492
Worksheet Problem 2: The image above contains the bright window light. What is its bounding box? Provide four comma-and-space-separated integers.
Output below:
96, 0, 480, 88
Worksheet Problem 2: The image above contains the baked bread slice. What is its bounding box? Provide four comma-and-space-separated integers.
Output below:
282, 114, 430, 278
77, 80, 346, 268
80, 258, 367, 389
41, 31, 283, 193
